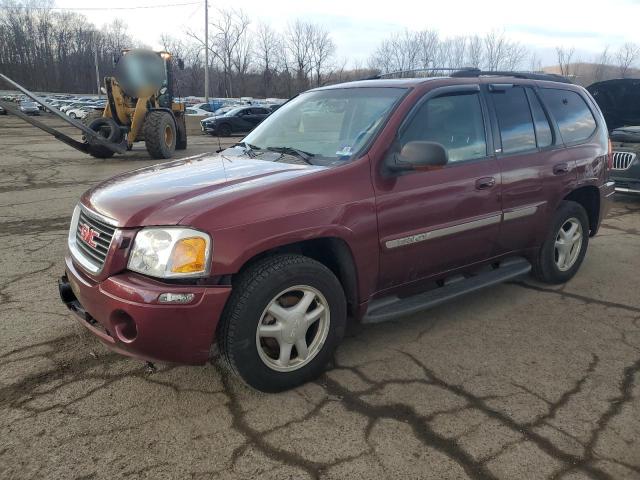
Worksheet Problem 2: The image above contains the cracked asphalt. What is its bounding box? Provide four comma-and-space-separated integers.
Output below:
1, 114, 639, 480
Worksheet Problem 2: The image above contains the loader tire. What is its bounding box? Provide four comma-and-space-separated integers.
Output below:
176, 115, 187, 150
82, 112, 120, 159
144, 111, 176, 159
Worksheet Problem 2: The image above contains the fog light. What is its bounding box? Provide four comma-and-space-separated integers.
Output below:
158, 292, 195, 304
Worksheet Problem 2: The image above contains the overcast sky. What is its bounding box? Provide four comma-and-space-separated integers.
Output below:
56, 0, 640, 66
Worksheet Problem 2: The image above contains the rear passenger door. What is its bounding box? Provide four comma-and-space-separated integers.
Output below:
487, 84, 571, 253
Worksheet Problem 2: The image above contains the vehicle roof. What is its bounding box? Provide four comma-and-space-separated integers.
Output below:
312, 76, 580, 92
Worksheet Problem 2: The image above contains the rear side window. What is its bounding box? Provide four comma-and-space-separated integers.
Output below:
491, 86, 536, 154
526, 88, 553, 148
540, 89, 596, 144
400, 92, 487, 163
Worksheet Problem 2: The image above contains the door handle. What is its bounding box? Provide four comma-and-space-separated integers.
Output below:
475, 177, 496, 190
553, 163, 570, 175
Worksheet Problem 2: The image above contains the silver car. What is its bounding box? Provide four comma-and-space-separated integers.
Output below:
19, 101, 40, 115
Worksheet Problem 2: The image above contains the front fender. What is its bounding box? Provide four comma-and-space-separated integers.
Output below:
209, 201, 379, 303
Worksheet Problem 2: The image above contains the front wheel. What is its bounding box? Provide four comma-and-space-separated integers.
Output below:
144, 111, 176, 159
533, 201, 590, 284
218, 254, 346, 392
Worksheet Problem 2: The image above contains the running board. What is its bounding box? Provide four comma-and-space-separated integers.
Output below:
362, 257, 531, 324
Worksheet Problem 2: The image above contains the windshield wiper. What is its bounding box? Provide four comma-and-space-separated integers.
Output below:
233, 141, 261, 157
266, 146, 315, 164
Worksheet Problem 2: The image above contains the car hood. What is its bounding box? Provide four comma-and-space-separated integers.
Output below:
81, 151, 325, 228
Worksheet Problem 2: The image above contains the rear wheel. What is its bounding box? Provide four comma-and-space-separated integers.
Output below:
175, 114, 187, 150
218, 254, 346, 392
144, 111, 176, 159
533, 201, 590, 284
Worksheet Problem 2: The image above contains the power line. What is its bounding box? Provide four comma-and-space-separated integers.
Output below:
1, 2, 200, 11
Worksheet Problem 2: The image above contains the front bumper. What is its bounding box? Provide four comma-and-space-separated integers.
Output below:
611, 176, 640, 194
59, 254, 231, 365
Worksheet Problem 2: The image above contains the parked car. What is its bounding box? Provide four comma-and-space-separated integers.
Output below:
0, 104, 6, 115
59, 72, 614, 392
200, 106, 271, 136
185, 107, 214, 116
19, 100, 40, 115
588, 79, 640, 194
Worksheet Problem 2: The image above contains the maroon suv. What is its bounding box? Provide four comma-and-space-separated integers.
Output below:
59, 72, 614, 391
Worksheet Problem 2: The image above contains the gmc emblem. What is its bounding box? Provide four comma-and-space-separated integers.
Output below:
79, 223, 100, 248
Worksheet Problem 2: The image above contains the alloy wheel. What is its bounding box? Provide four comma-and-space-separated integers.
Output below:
554, 217, 583, 271
256, 285, 330, 372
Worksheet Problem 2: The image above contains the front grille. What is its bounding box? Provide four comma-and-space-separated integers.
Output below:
612, 151, 637, 170
74, 209, 116, 270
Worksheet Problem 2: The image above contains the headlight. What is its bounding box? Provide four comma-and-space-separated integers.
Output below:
127, 228, 212, 278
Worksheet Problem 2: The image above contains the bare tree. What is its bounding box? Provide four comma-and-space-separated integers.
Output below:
593, 47, 610, 82
529, 52, 542, 72
484, 30, 507, 71
285, 19, 315, 90
187, 8, 250, 97
616, 42, 639, 78
254, 23, 281, 96
556, 46, 575, 77
417, 29, 439, 69
309, 25, 335, 86
503, 41, 527, 71
466, 35, 483, 68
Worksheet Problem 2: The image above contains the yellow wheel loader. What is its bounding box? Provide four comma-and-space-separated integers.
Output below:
0, 49, 187, 160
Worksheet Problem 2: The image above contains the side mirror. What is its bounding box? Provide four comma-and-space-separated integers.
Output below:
391, 141, 448, 172
177, 58, 185, 71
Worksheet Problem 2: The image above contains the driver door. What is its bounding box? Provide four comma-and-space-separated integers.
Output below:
375, 86, 502, 291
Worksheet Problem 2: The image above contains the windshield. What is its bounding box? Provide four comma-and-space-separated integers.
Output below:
243, 87, 406, 161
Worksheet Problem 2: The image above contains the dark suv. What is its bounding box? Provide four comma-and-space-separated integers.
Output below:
59, 72, 614, 392
201, 105, 271, 136
588, 79, 640, 194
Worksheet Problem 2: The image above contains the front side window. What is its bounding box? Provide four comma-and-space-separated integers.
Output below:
540, 89, 596, 144
491, 86, 536, 154
400, 92, 487, 163
243, 87, 407, 160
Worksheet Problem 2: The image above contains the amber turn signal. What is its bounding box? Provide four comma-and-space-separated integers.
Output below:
170, 237, 207, 273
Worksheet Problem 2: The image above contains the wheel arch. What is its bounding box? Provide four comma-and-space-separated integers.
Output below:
563, 186, 600, 236
234, 237, 360, 316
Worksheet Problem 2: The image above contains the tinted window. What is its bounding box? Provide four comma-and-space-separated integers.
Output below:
200, 104, 212, 112
401, 92, 486, 163
491, 86, 536, 154
540, 89, 596, 143
253, 108, 269, 115
526, 88, 553, 148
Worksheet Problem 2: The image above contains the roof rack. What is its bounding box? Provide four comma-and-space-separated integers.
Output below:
362, 68, 572, 84
362, 67, 478, 81
450, 68, 572, 84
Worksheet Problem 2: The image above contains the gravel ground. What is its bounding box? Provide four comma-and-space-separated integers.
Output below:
1, 114, 639, 480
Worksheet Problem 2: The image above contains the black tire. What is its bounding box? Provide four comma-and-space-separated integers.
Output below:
175, 114, 187, 150
82, 112, 120, 159
144, 111, 176, 159
532, 200, 590, 284
218, 254, 347, 392
217, 123, 232, 137
69, 112, 76, 119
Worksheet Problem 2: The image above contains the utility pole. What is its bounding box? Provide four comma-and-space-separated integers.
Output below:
94, 37, 101, 98
204, 0, 209, 104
